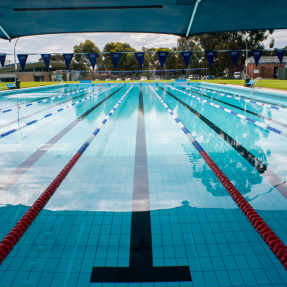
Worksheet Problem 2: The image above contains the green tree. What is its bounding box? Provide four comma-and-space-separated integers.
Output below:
152, 48, 177, 70
70, 40, 103, 70
192, 30, 274, 77
102, 42, 137, 71
39, 54, 64, 62
142, 47, 156, 70
176, 38, 201, 70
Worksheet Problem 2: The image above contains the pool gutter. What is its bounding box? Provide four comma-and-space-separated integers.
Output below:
0, 83, 67, 96
199, 82, 287, 100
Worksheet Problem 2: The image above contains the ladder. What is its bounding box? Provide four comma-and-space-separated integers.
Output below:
201, 76, 207, 82
251, 77, 262, 89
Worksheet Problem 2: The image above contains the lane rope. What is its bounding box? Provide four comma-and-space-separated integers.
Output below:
149, 84, 287, 270
0, 85, 102, 114
0, 84, 133, 265
178, 85, 287, 130
166, 85, 287, 138
0, 85, 116, 139
181, 84, 286, 111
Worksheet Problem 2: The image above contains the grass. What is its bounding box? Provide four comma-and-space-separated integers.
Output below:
0, 81, 66, 91
1, 79, 287, 91
205, 79, 287, 91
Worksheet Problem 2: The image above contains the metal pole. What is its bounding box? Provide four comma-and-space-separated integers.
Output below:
245, 39, 248, 79
186, 0, 202, 38
0, 24, 11, 41
244, 38, 248, 79
14, 38, 19, 85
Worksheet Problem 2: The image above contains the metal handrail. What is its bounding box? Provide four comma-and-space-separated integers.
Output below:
57, 78, 64, 84
251, 77, 262, 89
201, 76, 207, 82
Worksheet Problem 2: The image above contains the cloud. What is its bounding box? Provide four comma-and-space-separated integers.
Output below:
0, 32, 180, 64
0, 30, 286, 64
266, 29, 287, 48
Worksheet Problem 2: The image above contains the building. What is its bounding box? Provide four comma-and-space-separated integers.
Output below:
246, 56, 287, 79
0, 61, 68, 82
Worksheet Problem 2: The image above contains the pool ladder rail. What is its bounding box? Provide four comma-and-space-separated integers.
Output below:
201, 76, 208, 82
251, 77, 263, 89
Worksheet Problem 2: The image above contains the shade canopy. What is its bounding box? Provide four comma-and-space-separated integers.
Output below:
0, 0, 286, 40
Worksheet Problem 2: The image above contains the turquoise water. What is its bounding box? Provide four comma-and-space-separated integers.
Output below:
0, 83, 287, 286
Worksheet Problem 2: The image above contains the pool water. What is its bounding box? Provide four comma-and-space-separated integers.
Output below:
0, 83, 287, 286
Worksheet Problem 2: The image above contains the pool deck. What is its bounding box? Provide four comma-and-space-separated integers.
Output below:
224, 84, 287, 94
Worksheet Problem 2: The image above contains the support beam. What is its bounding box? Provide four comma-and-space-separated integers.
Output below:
186, 0, 202, 38
0, 24, 11, 40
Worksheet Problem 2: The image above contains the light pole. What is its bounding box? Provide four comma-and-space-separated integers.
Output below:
243, 37, 248, 79
14, 38, 19, 86
49, 65, 52, 81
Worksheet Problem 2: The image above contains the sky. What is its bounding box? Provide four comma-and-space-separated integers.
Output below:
0, 29, 287, 64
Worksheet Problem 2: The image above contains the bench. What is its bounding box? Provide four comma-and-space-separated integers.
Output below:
7, 83, 17, 89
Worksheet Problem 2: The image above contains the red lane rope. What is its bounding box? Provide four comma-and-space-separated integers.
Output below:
0, 152, 82, 264
0, 84, 133, 265
150, 84, 287, 271
200, 150, 287, 270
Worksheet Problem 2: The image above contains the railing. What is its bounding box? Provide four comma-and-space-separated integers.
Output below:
201, 76, 207, 82
57, 78, 64, 85
251, 77, 262, 89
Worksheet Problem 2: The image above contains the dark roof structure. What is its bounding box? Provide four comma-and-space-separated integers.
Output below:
0, 61, 67, 73
0, 0, 286, 40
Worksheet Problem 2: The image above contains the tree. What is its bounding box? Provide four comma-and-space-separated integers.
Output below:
176, 38, 201, 70
151, 48, 177, 70
70, 40, 103, 70
102, 42, 138, 71
39, 54, 64, 62
192, 30, 274, 77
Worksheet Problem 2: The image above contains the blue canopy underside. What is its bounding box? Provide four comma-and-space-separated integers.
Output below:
0, 0, 286, 40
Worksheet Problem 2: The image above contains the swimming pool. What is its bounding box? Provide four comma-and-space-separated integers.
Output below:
0, 82, 287, 286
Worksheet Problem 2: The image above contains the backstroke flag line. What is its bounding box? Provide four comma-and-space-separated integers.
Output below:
157, 52, 169, 69
252, 50, 262, 67
111, 53, 122, 69
63, 54, 74, 70
17, 54, 28, 71
87, 53, 98, 70
275, 49, 285, 64
0, 54, 6, 68
41, 54, 51, 70
181, 51, 192, 68
205, 51, 216, 67
229, 51, 239, 67
134, 52, 145, 68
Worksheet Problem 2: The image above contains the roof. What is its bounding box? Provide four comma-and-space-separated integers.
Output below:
0, 61, 67, 73
247, 56, 287, 65
0, 0, 286, 40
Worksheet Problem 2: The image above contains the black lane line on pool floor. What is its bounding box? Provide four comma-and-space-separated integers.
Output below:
0, 87, 123, 196
161, 87, 287, 200
0, 87, 98, 129
178, 86, 287, 129
90, 86, 192, 283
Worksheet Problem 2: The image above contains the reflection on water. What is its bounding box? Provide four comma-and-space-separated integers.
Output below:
182, 143, 265, 196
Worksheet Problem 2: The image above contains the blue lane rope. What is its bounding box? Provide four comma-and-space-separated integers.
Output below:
77, 84, 134, 155
166, 85, 287, 138
182, 84, 285, 111
0, 85, 101, 114
0, 85, 117, 139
